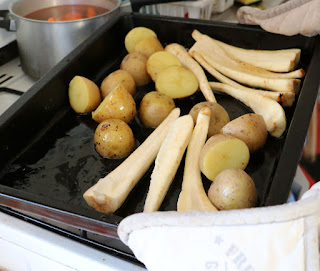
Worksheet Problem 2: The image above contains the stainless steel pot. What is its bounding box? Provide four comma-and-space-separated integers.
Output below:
0, 0, 183, 79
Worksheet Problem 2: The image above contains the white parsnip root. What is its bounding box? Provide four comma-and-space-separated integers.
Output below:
177, 107, 218, 212
165, 43, 217, 103
190, 30, 303, 94
193, 52, 295, 107
192, 30, 302, 73
83, 108, 181, 214
144, 115, 194, 213
209, 82, 287, 138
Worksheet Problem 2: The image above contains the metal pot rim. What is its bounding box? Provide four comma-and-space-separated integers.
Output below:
8, 0, 121, 24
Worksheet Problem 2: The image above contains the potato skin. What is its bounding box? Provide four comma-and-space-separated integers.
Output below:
94, 119, 135, 159
189, 102, 230, 137
208, 168, 258, 210
92, 84, 136, 123
139, 91, 176, 128
100, 70, 136, 98
133, 36, 164, 59
121, 53, 151, 86
69, 76, 101, 114
221, 113, 268, 153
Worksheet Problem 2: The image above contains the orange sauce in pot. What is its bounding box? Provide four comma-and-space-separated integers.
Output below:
25, 5, 110, 21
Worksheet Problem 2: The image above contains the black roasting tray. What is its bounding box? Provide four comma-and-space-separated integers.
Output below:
0, 13, 319, 261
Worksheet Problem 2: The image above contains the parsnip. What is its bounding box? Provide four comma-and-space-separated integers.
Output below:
192, 29, 301, 72
165, 43, 217, 103
83, 108, 181, 214
193, 52, 295, 107
144, 115, 194, 213
177, 107, 218, 212
189, 40, 301, 93
209, 82, 286, 138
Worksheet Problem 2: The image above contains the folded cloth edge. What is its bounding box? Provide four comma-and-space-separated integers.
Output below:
118, 182, 320, 245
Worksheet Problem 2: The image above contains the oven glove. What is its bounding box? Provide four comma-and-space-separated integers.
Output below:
118, 182, 320, 271
237, 0, 320, 37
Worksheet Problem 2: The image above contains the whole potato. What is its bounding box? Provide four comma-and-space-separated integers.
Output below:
139, 91, 176, 128
94, 119, 135, 159
221, 113, 268, 153
189, 102, 230, 137
100, 70, 136, 98
121, 52, 151, 86
208, 168, 258, 210
133, 36, 164, 59
92, 84, 136, 123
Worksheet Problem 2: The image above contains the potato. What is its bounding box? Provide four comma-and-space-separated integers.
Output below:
155, 66, 199, 99
100, 70, 136, 98
139, 91, 176, 128
68, 75, 101, 114
133, 36, 164, 59
208, 168, 258, 210
121, 52, 151, 86
147, 51, 182, 82
92, 84, 136, 123
199, 134, 250, 181
221, 113, 268, 153
125, 27, 157, 53
189, 102, 230, 137
94, 119, 135, 159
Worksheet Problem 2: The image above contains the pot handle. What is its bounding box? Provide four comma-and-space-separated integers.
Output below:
130, 0, 193, 12
0, 10, 15, 31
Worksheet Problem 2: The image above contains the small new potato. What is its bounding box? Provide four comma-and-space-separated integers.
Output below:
189, 102, 230, 137
139, 91, 176, 128
92, 84, 136, 123
121, 52, 151, 86
133, 36, 164, 59
100, 70, 136, 98
208, 168, 258, 210
68, 75, 101, 114
156, 65, 199, 99
199, 134, 250, 181
125, 27, 157, 53
221, 113, 268, 153
147, 51, 182, 82
94, 119, 135, 159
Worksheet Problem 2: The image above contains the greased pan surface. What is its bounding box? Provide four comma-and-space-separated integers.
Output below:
0, 13, 319, 250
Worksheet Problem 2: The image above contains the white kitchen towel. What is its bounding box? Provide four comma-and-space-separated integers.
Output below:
118, 182, 320, 271
237, 0, 320, 37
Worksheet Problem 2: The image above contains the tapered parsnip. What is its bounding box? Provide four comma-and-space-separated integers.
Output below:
192, 29, 301, 72
83, 108, 181, 214
177, 107, 218, 212
165, 43, 217, 103
193, 52, 295, 107
144, 115, 194, 213
189, 40, 301, 93
209, 82, 286, 138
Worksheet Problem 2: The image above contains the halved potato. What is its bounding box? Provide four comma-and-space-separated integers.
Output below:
133, 36, 164, 59
155, 66, 199, 99
68, 75, 101, 114
92, 84, 136, 123
147, 51, 182, 82
199, 134, 250, 181
125, 27, 157, 53
100, 70, 136, 98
